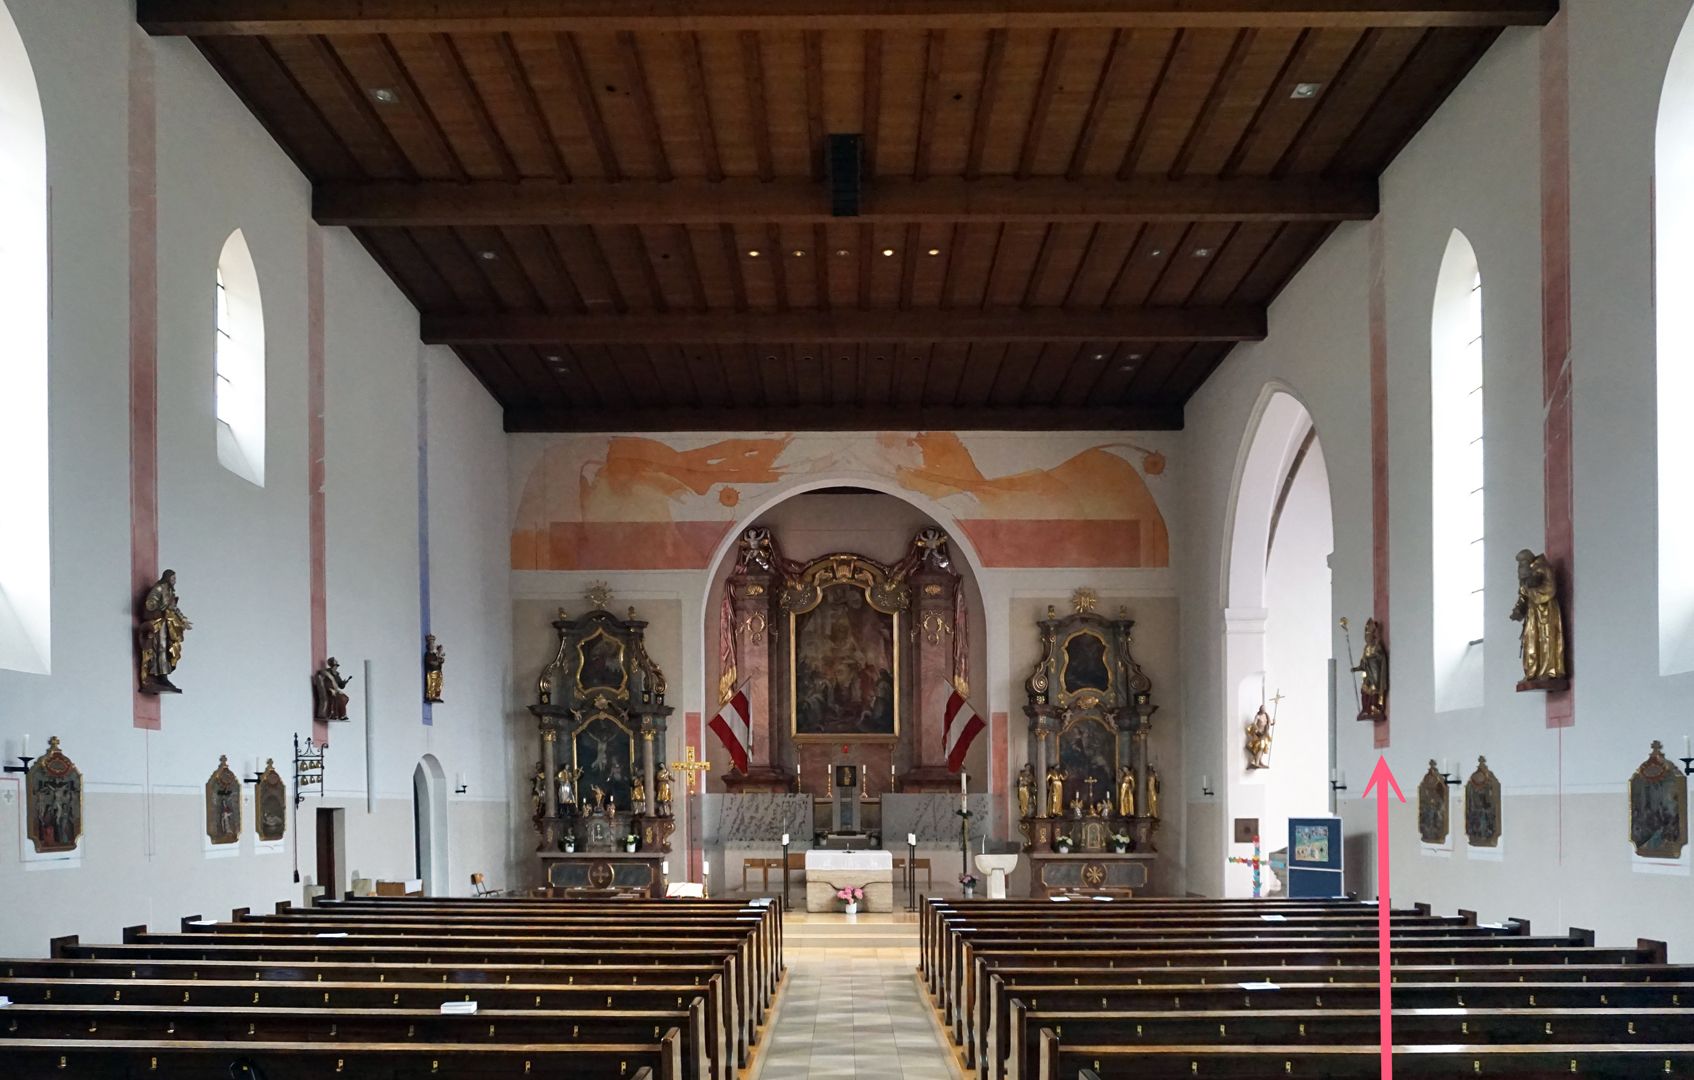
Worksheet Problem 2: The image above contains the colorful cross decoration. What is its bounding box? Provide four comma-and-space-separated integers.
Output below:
669, 745, 711, 795
1226, 834, 1266, 898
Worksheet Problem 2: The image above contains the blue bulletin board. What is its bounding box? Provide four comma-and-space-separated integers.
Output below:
1286, 816, 1344, 898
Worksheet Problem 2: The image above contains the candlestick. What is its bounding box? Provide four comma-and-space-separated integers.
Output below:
22, 734, 29, 758
1684, 735, 1691, 760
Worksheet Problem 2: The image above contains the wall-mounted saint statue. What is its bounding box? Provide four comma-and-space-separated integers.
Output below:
654, 764, 673, 817
311, 658, 353, 721
1244, 703, 1276, 770
423, 635, 446, 703
1044, 764, 1065, 817
138, 570, 192, 694
1510, 549, 1568, 690
1348, 617, 1388, 722
1016, 763, 1035, 819
1116, 765, 1136, 817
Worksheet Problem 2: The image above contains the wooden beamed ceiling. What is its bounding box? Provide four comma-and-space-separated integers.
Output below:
140, 0, 1553, 432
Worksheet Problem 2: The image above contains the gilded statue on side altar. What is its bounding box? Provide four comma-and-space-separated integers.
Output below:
1069, 792, 1085, 820
1510, 549, 1567, 687
555, 766, 578, 807
1044, 764, 1065, 818
654, 765, 674, 816
631, 773, 647, 808
1116, 766, 1136, 817
1016, 763, 1035, 820
138, 570, 192, 694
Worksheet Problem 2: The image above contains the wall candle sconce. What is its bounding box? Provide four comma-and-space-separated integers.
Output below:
3, 733, 34, 774
1200, 774, 1215, 797
1329, 767, 1348, 794
454, 771, 469, 795
1680, 735, 1693, 776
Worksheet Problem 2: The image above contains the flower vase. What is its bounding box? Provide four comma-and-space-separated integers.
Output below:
843, 901, 859, 915
963, 886, 975, 900
624, 843, 637, 853
1057, 844, 1071, 854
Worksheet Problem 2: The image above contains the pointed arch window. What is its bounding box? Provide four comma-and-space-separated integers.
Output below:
1432, 229, 1485, 710
214, 229, 265, 486
0, 0, 50, 674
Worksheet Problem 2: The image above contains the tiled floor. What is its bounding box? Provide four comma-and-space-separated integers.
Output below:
752, 911, 959, 1080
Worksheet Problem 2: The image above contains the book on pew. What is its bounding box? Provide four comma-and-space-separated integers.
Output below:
1260, 913, 1287, 920
1238, 981, 1281, 990
439, 1001, 478, 1015
0, 995, 11, 1008
315, 931, 349, 938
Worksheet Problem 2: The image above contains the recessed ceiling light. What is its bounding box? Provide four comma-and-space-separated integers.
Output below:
792, 249, 806, 257
1193, 248, 1212, 258
835, 248, 851, 257
747, 249, 761, 258
1130, 352, 1144, 360
477, 250, 498, 261
1149, 248, 1164, 258
546, 354, 561, 362
370, 87, 399, 104
1093, 353, 1105, 360
802, 355, 813, 362
1291, 82, 1322, 100
1120, 364, 1135, 372
882, 248, 896, 257
927, 248, 941, 256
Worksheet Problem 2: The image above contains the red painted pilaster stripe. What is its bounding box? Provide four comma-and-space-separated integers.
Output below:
1368, 215, 1391, 749
129, 31, 161, 732
307, 225, 329, 745
1540, 11, 1575, 729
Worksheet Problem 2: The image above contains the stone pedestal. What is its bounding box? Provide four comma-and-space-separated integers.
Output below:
973, 852, 1020, 899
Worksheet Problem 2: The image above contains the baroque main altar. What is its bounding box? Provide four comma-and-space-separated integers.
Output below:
526, 592, 675, 897
1017, 592, 1159, 897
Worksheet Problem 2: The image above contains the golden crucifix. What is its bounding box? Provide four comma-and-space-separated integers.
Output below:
668, 745, 712, 795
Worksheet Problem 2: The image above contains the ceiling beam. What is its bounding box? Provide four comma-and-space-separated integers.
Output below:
315, 176, 1377, 227
139, 1, 1558, 36
504, 403, 1186, 433
424, 307, 1266, 345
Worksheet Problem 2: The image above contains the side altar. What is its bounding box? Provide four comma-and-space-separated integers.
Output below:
1018, 592, 1161, 897
526, 593, 675, 892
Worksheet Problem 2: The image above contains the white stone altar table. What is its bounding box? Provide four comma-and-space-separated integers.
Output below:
804, 849, 894, 912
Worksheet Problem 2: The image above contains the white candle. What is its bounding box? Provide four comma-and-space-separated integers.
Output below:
661, 860, 670, 877
246, 758, 257, 778
907, 832, 917, 847
455, 771, 466, 790
1202, 774, 1211, 793
1684, 736, 1691, 759
21, 733, 28, 758
960, 770, 968, 812
702, 859, 710, 876
780, 833, 790, 847
1339, 769, 1347, 787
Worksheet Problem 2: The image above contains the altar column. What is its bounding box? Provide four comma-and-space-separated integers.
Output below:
538, 722, 561, 850
723, 565, 788, 791
902, 565, 960, 791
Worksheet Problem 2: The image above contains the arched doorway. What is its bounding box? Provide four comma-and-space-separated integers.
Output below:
413, 755, 449, 896
1220, 387, 1336, 896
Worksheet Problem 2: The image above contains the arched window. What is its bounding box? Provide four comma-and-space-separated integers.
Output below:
0, 0, 49, 674
1431, 229, 1484, 710
1658, 11, 1694, 675
214, 229, 265, 486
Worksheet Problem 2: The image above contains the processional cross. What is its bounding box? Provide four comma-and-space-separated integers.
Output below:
669, 746, 711, 794
1226, 834, 1266, 898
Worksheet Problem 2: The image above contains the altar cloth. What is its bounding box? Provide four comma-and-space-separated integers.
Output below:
804, 849, 894, 912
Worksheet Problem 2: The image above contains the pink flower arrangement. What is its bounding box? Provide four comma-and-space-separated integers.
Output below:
835, 886, 864, 903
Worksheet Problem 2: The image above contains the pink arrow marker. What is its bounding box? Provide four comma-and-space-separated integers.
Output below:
1362, 755, 1405, 1079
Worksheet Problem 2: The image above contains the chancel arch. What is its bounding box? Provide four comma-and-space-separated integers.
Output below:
1219, 385, 1336, 897
1658, 6, 1694, 675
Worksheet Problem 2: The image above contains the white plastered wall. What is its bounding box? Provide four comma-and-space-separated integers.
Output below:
0, 2, 515, 956
1180, 1, 1694, 953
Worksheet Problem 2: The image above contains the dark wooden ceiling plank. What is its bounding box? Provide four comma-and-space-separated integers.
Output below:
923, 342, 969, 406
1024, 222, 1094, 307
530, 345, 602, 409
1020, 341, 1083, 406
427, 34, 521, 180
803, 31, 827, 180
757, 344, 796, 407
1015, 30, 1068, 178
548, 224, 625, 310
194, 37, 362, 179
493, 32, 570, 179
1102, 222, 1187, 307
676, 224, 715, 311
682, 224, 735, 309
1184, 220, 1278, 305
142, 2, 1561, 36
1123, 221, 1196, 305
794, 343, 827, 405
455, 225, 545, 309
819, 30, 867, 144
952, 341, 1006, 407
453, 344, 528, 407
677, 33, 726, 180
862, 30, 883, 176
265, 33, 414, 178
764, 224, 793, 311
327, 34, 467, 179
963, 28, 1007, 179
1274, 26, 1423, 176
409, 227, 502, 309
1161, 341, 1234, 403
984, 222, 1047, 307
897, 223, 921, 310
1327, 26, 1494, 174
504, 401, 1184, 433
729, 224, 778, 309
592, 224, 662, 310
869, 31, 928, 177
1126, 340, 1195, 400
643, 344, 702, 407
894, 342, 934, 409
685, 346, 729, 408
1149, 221, 1237, 305
1168, 28, 1255, 177
1066, 29, 1125, 179
503, 34, 612, 178
759, 33, 816, 179
1173, 27, 1300, 177
905, 223, 953, 308
424, 305, 1266, 343
1225, 219, 1328, 303
498, 225, 585, 311
615, 31, 674, 180
609, 342, 665, 405
572, 32, 671, 180
714, 344, 762, 405
826, 344, 858, 406
1225, 27, 1359, 175
739, 31, 777, 181
571, 343, 637, 404
914, 30, 947, 180
1121, 29, 1242, 177
1021, 29, 1114, 177
630, 224, 685, 311
1055, 340, 1114, 406
971, 30, 1050, 177
719, 223, 752, 310
494, 343, 566, 400
943, 222, 1000, 308
859, 344, 895, 407
866, 224, 906, 307
353, 227, 458, 310
931, 222, 963, 309
810, 223, 832, 311
1086, 341, 1152, 402
1111, 29, 1185, 178
1063, 222, 1141, 308
553, 32, 623, 178
314, 174, 1378, 225
918, 29, 987, 178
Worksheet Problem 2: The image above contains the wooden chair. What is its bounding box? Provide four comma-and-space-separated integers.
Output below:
470, 872, 494, 896
893, 855, 932, 891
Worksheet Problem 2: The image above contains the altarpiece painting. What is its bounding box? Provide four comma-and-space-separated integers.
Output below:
26, 736, 83, 855
792, 585, 897, 739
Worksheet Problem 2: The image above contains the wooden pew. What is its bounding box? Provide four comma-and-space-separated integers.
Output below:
2, 1035, 676, 1078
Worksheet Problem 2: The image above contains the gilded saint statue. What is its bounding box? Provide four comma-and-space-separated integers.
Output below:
311, 658, 353, 722
1351, 617, 1389, 722
1245, 704, 1276, 770
631, 772, 647, 809
1116, 765, 1136, 818
555, 766, 579, 808
1016, 763, 1035, 820
1146, 766, 1161, 820
530, 762, 547, 830
138, 570, 192, 694
423, 635, 446, 703
1510, 549, 1568, 688
655, 765, 674, 817
1044, 764, 1065, 818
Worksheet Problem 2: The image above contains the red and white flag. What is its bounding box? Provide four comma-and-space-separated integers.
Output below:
941, 682, 984, 773
710, 684, 752, 775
